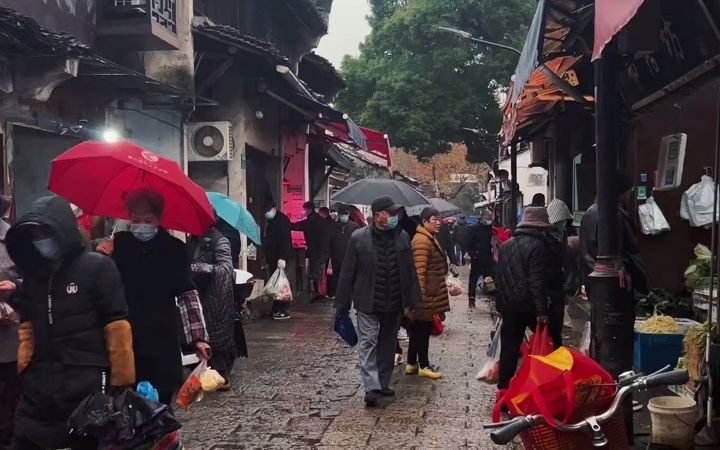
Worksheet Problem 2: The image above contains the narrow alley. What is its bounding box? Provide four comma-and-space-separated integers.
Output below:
178, 271, 505, 449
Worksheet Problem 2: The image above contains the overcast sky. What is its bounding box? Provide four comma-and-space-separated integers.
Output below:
316, 0, 372, 68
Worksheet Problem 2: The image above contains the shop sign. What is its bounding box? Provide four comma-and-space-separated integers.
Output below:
618, 0, 720, 106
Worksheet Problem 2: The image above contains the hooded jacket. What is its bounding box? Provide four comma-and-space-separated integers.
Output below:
6, 196, 134, 449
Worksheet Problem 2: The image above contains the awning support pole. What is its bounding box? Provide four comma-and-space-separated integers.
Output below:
589, 40, 634, 442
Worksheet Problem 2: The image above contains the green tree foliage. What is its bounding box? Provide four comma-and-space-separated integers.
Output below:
338, 0, 536, 159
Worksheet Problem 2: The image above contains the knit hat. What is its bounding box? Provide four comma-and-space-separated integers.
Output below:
547, 199, 573, 225
519, 206, 552, 228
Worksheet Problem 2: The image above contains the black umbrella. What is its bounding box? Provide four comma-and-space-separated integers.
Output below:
429, 197, 462, 217
331, 178, 431, 214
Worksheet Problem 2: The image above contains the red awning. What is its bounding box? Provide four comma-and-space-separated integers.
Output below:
360, 127, 392, 167
313, 122, 393, 168
592, 0, 646, 60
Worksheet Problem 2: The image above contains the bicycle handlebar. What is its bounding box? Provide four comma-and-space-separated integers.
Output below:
487, 368, 689, 445
643, 369, 689, 389
490, 417, 534, 445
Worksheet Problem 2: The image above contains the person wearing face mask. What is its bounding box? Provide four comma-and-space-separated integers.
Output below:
292, 202, 330, 302
97, 188, 210, 406
328, 206, 360, 299
335, 196, 421, 407
329, 207, 339, 222
406, 208, 450, 380
6, 195, 134, 450
263, 201, 293, 320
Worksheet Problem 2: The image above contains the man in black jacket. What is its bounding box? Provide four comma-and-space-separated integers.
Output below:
292, 202, 330, 301
580, 174, 648, 295
328, 206, 360, 298
335, 196, 421, 407
7, 196, 135, 450
467, 209, 494, 308
494, 207, 563, 389
264, 202, 293, 320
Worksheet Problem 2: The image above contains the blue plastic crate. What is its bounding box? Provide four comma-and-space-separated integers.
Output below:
633, 332, 684, 374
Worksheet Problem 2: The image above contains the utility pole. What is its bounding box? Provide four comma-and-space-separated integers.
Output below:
510, 143, 519, 228
590, 40, 634, 440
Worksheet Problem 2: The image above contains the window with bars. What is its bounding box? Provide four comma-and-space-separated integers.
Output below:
150, 0, 176, 34
109, 0, 176, 35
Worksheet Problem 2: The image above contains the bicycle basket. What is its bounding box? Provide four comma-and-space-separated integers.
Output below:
519, 396, 629, 450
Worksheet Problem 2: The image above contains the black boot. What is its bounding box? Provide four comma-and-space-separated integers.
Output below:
468, 297, 476, 308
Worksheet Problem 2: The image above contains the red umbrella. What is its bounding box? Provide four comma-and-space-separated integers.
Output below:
49, 140, 214, 236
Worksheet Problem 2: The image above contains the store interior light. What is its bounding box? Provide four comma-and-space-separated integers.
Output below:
102, 128, 121, 143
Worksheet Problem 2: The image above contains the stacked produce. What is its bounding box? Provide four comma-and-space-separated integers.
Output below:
684, 244, 713, 289
684, 322, 719, 390
637, 315, 681, 334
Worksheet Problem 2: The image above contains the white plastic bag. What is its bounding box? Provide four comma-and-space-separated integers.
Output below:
681, 175, 719, 227
263, 259, 293, 302
176, 359, 207, 409
476, 319, 502, 383
446, 275, 463, 297
579, 321, 591, 356
638, 196, 670, 235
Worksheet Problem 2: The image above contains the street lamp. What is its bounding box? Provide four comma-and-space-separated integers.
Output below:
437, 26, 588, 105
438, 26, 522, 56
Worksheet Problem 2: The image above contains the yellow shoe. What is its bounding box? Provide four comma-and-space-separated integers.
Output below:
419, 366, 443, 380
405, 364, 419, 375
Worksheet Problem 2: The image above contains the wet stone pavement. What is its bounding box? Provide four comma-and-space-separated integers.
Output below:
178, 268, 511, 449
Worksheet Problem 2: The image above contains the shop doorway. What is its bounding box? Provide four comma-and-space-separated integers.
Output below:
245, 145, 271, 277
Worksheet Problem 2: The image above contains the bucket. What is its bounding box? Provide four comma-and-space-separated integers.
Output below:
647, 396, 697, 450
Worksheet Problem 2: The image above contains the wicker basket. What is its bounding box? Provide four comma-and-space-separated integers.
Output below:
519, 396, 629, 450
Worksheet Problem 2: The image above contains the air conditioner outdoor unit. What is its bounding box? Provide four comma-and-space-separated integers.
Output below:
185, 122, 234, 162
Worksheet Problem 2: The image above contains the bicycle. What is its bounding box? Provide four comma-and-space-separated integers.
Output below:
483, 365, 690, 448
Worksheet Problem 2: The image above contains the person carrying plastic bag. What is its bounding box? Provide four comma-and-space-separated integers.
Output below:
264, 259, 293, 305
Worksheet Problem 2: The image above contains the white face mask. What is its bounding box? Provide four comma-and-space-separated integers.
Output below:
130, 223, 158, 242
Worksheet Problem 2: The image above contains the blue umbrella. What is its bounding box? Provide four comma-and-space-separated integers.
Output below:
207, 192, 261, 245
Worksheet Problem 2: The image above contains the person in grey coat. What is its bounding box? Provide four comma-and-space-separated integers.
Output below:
0, 198, 20, 449
335, 196, 421, 407
188, 226, 237, 388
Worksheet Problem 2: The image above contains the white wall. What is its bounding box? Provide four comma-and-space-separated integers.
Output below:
499, 150, 549, 206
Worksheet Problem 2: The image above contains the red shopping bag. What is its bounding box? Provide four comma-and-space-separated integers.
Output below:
431, 314, 444, 336
493, 346, 614, 428
318, 269, 328, 296
521, 323, 553, 358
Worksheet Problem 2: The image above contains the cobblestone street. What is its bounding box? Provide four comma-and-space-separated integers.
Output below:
178, 269, 505, 449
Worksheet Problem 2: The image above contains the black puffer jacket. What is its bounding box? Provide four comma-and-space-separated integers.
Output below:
372, 228, 402, 312
494, 228, 556, 316
6, 196, 128, 449
335, 226, 421, 315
